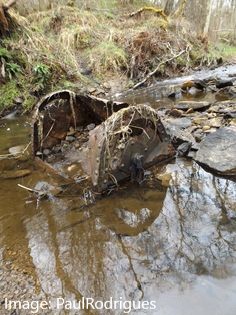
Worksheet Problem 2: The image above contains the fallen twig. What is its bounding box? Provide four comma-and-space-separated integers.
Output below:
17, 184, 38, 193
133, 47, 189, 90
128, 6, 168, 21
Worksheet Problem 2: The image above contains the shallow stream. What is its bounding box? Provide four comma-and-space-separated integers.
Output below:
0, 66, 236, 315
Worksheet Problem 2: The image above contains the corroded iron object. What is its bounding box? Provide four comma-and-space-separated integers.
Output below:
32, 90, 129, 155
86, 105, 175, 192
32, 91, 175, 192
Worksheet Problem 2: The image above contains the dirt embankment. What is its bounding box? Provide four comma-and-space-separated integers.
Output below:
0, 1, 236, 116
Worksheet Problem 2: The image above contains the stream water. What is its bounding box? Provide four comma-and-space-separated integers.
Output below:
0, 67, 236, 314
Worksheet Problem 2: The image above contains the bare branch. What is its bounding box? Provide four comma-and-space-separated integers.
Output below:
133, 46, 190, 90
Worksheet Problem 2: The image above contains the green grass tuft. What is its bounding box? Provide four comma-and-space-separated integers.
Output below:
0, 81, 20, 110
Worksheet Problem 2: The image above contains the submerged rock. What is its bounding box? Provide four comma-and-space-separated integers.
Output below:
175, 101, 211, 111
216, 80, 233, 89
65, 135, 76, 142
8, 145, 25, 156
195, 126, 236, 176
1, 169, 31, 179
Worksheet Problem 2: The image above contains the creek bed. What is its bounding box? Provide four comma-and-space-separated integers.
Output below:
0, 77, 236, 315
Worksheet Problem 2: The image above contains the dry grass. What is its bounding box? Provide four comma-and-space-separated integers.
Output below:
90, 41, 128, 73
0, 2, 225, 111
7, 4, 199, 81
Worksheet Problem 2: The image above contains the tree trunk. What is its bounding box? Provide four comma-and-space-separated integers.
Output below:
164, 0, 176, 15
203, 0, 213, 37
0, 0, 16, 36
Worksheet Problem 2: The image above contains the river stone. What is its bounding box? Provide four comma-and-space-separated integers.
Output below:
87, 123, 96, 131
43, 149, 51, 156
208, 117, 222, 128
175, 101, 211, 111
164, 117, 192, 129
65, 135, 76, 142
8, 145, 25, 156
168, 108, 183, 117
216, 80, 233, 89
195, 126, 236, 176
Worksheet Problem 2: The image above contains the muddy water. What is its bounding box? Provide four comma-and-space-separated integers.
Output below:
1, 93, 236, 314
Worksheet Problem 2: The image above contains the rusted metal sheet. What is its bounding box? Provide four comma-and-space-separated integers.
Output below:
32, 90, 129, 155
85, 105, 175, 191
32, 90, 175, 192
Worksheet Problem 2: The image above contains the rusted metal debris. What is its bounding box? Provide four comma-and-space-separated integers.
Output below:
32, 90, 175, 192
84, 105, 175, 191
32, 90, 128, 154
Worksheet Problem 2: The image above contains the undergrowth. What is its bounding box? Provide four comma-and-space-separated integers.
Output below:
0, 1, 235, 112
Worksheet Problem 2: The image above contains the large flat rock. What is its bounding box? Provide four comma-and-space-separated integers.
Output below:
175, 101, 211, 111
195, 126, 236, 176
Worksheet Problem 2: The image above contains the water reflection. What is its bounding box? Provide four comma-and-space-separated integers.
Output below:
1, 117, 236, 314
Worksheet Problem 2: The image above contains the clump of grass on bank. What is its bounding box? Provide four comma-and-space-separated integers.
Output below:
0, 81, 19, 110
90, 41, 128, 73
213, 43, 236, 60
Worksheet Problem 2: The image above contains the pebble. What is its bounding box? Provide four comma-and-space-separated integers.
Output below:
67, 164, 77, 172
103, 82, 111, 89
208, 117, 222, 128
0, 258, 47, 315
168, 108, 183, 117
65, 135, 76, 142
202, 125, 211, 131
193, 117, 208, 126
8, 145, 25, 156
52, 145, 61, 153
43, 149, 51, 156
204, 128, 217, 133
87, 123, 96, 131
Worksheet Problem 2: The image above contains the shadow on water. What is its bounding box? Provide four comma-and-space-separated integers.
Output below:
0, 89, 236, 314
